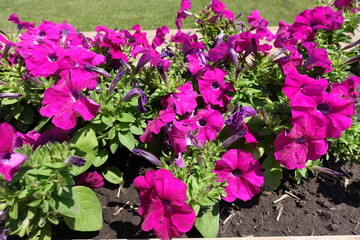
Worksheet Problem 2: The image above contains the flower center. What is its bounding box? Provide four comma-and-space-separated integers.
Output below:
295, 136, 307, 144
48, 52, 58, 62
212, 81, 220, 90
38, 30, 46, 37
316, 103, 330, 114
198, 119, 207, 127
232, 169, 242, 177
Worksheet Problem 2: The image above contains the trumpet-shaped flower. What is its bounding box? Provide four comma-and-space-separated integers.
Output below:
283, 69, 329, 100
213, 149, 264, 202
291, 89, 354, 139
161, 81, 198, 115
175, 0, 192, 29
134, 169, 196, 240
331, 76, 360, 99
210, 0, 235, 20
198, 68, 234, 107
183, 105, 224, 144
302, 42, 333, 74
0, 123, 27, 181
140, 108, 176, 142
39, 69, 100, 130
274, 129, 328, 170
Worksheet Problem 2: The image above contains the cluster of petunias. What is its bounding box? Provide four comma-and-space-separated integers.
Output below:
271, 4, 360, 169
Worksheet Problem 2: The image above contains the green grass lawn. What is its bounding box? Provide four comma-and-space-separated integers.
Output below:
0, 0, 315, 33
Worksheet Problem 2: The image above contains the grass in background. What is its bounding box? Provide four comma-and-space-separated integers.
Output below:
0, 0, 315, 33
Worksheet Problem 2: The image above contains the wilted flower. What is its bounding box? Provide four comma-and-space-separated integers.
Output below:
122, 88, 148, 113
65, 156, 86, 167
213, 149, 264, 202
75, 171, 104, 189
132, 149, 162, 166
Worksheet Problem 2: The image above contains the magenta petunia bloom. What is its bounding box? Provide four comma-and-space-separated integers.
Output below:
274, 129, 328, 170
213, 149, 264, 202
333, 0, 355, 9
134, 169, 196, 240
175, 0, 192, 29
247, 10, 274, 41
274, 21, 298, 48
8, 13, 35, 31
161, 81, 198, 115
210, 0, 235, 21
198, 68, 234, 107
302, 42, 333, 74
208, 35, 238, 67
39, 69, 100, 130
0, 123, 27, 181
172, 30, 205, 56
234, 32, 272, 57
186, 51, 209, 74
278, 45, 303, 75
167, 120, 192, 154
18, 43, 63, 78
283, 69, 329, 100
292, 6, 344, 41
290, 89, 354, 139
140, 108, 176, 143
151, 26, 169, 48
16, 127, 70, 149
183, 105, 224, 144
75, 171, 104, 189
331, 76, 360, 99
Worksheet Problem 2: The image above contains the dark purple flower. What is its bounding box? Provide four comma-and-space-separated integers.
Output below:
8, 13, 35, 31
122, 88, 148, 113
132, 149, 162, 166
66, 156, 86, 167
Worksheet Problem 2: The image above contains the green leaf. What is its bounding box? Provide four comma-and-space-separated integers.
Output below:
102, 166, 123, 184
9, 201, 18, 219
130, 125, 144, 135
64, 186, 102, 231
93, 149, 108, 167
118, 131, 136, 150
101, 114, 114, 127
28, 222, 51, 240
194, 203, 219, 238
115, 112, 136, 122
262, 154, 283, 192
53, 189, 80, 218
69, 126, 99, 176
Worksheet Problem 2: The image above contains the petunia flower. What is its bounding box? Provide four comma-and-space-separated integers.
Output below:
225, 106, 258, 144
247, 10, 275, 41
282, 69, 329, 100
16, 127, 70, 149
333, 0, 355, 9
331, 76, 360, 99
290, 89, 354, 139
198, 68, 234, 107
210, 0, 235, 21
167, 120, 192, 154
140, 108, 176, 143
39, 69, 100, 130
134, 169, 196, 240
302, 42, 333, 74
75, 171, 104, 189
208, 35, 239, 67
151, 26, 169, 48
274, 129, 328, 170
0, 123, 27, 181
292, 6, 344, 42
160, 81, 198, 115
182, 105, 224, 144
8, 13, 35, 31
213, 149, 264, 202
175, 0, 192, 29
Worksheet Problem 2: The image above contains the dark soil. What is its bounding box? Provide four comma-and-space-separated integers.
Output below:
50, 155, 360, 239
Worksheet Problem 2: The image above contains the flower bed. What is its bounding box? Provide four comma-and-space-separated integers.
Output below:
0, 0, 359, 239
